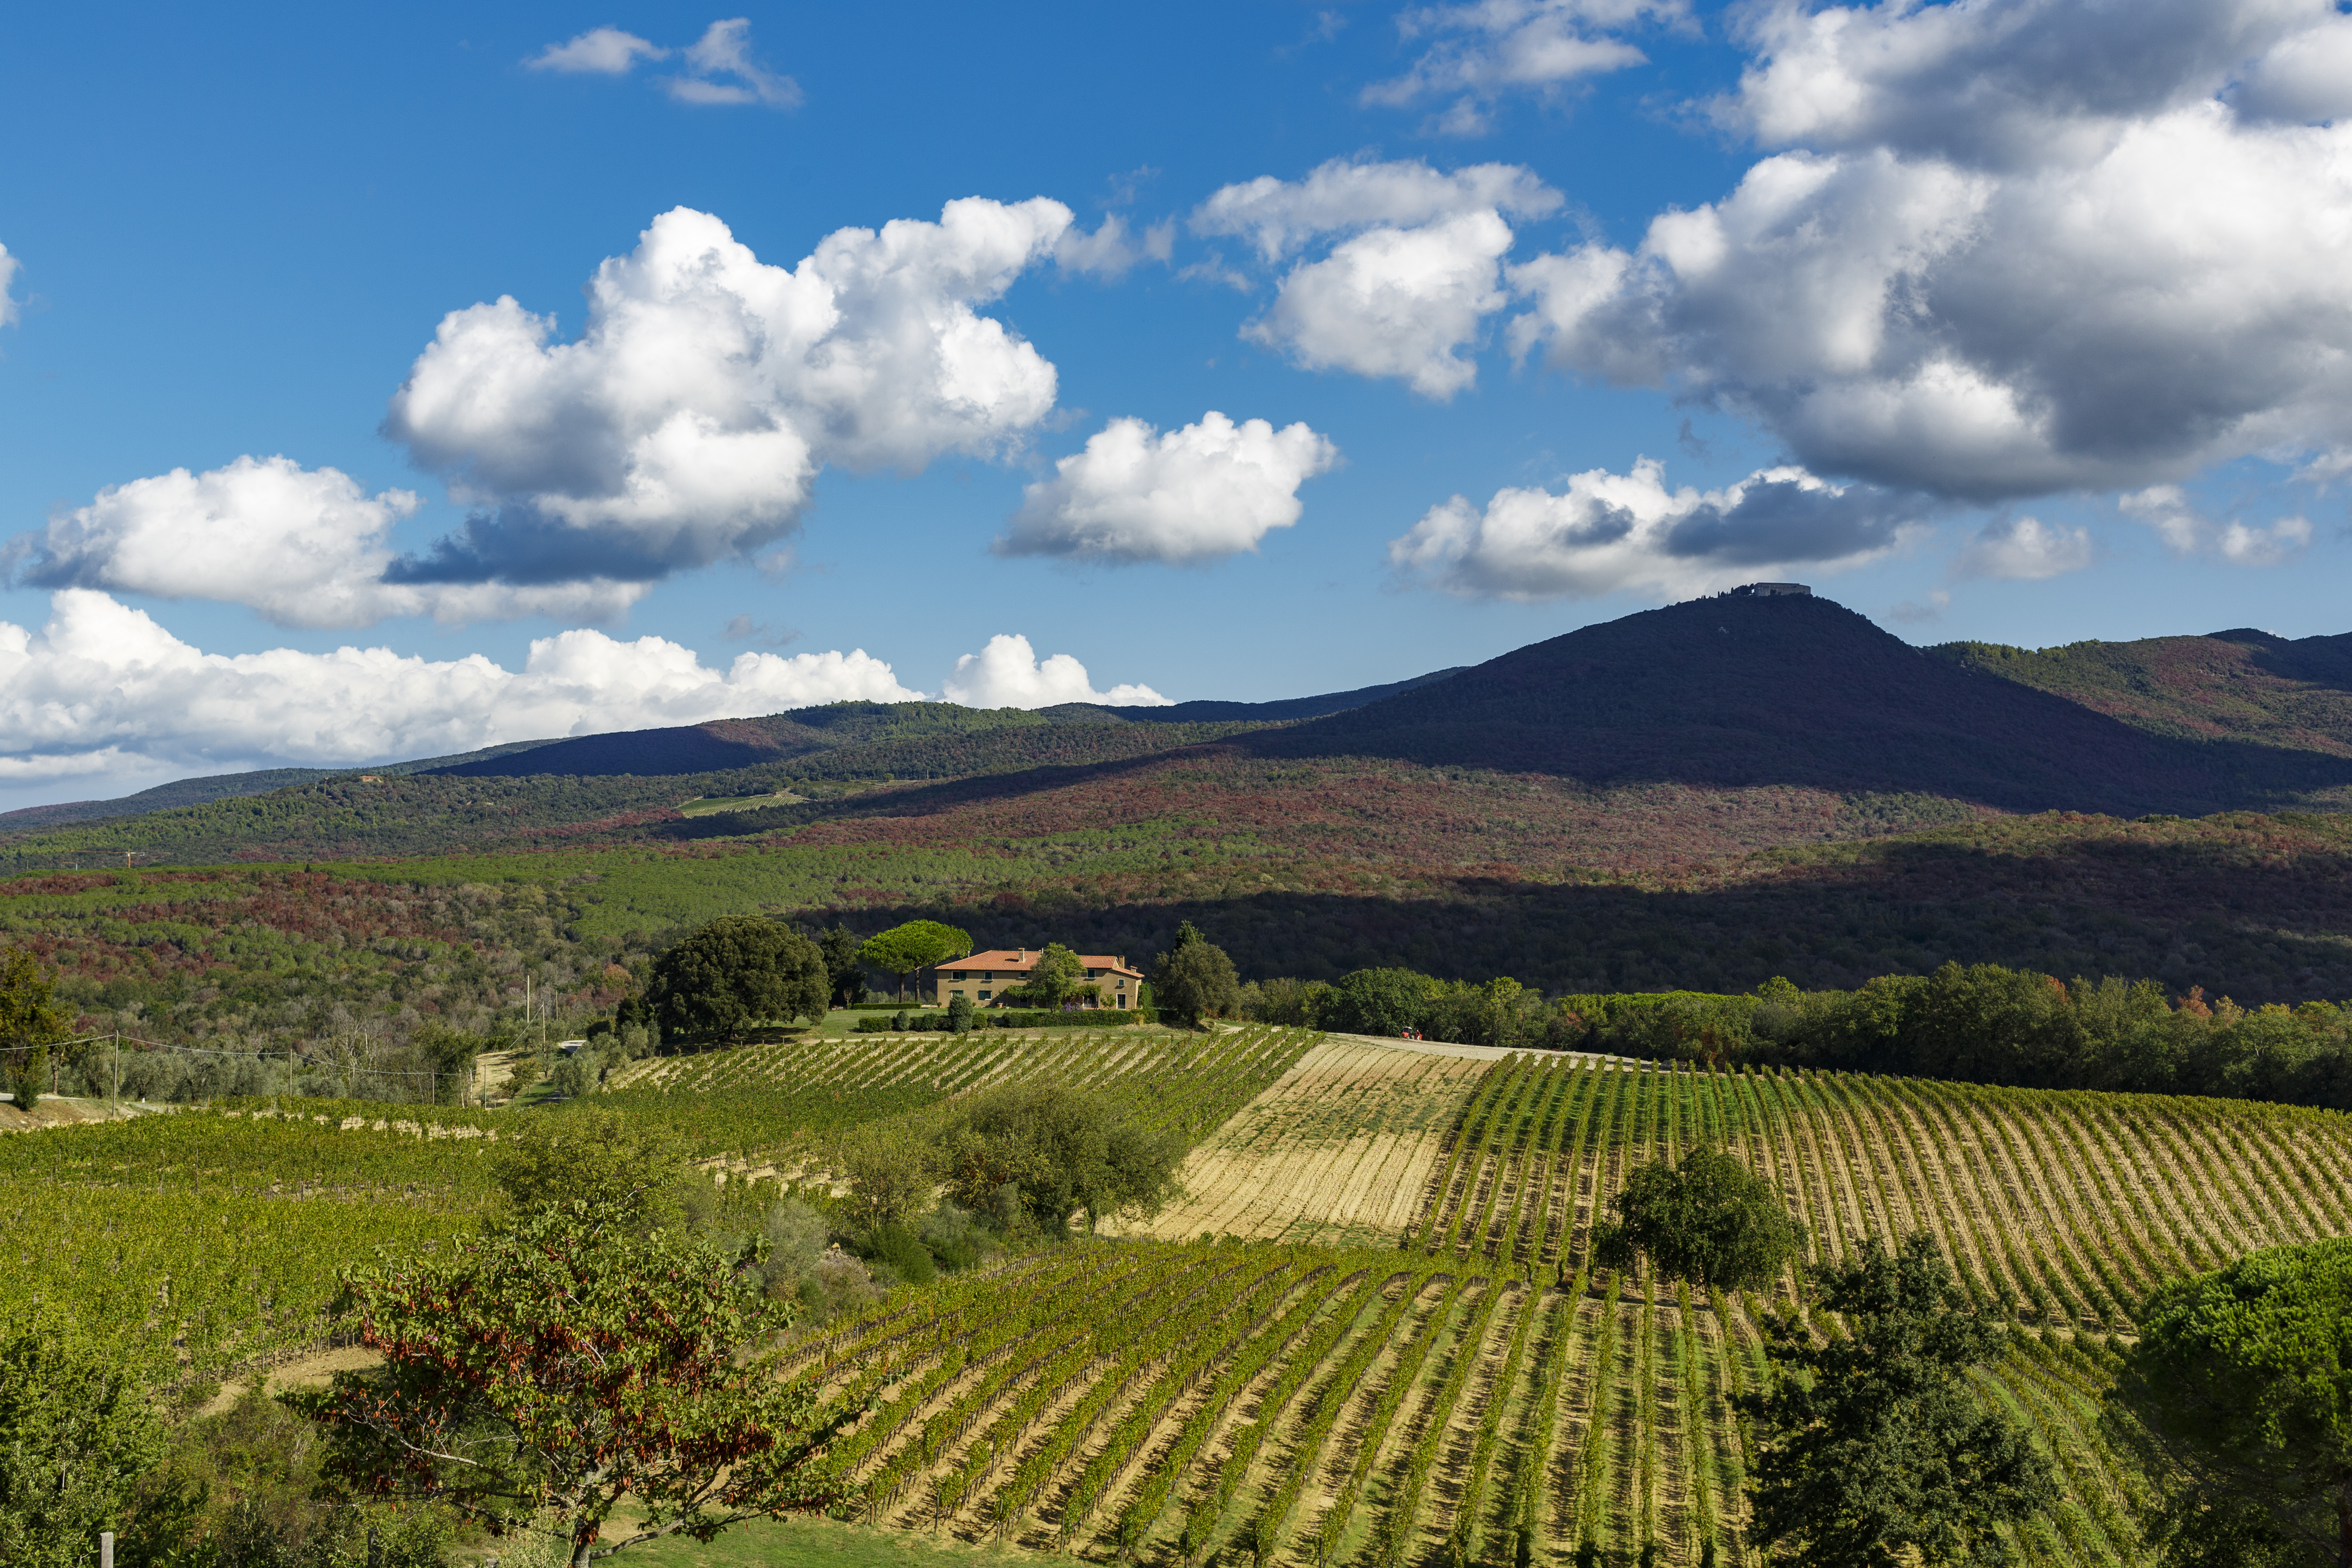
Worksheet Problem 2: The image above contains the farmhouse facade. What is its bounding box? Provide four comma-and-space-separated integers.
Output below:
934, 948, 1145, 1009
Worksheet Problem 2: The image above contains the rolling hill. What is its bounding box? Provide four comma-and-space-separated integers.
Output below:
1250, 593, 2352, 814
14, 592, 2352, 1019
1933, 626, 2352, 755
22, 596, 2352, 856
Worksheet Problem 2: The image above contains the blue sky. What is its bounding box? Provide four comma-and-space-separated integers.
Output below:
3, 0, 2350, 808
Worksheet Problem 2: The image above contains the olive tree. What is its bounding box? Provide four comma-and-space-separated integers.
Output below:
0, 1315, 172, 1568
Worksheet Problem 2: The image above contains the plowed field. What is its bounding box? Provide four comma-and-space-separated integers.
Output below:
1119, 1037, 1489, 1249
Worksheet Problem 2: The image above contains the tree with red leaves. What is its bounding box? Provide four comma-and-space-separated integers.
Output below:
287, 1201, 860, 1566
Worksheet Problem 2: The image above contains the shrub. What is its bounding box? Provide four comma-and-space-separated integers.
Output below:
858, 1223, 938, 1287
917, 1203, 998, 1272
937, 1081, 1182, 1237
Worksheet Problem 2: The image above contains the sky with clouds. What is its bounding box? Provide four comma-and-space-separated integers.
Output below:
2, 0, 2350, 809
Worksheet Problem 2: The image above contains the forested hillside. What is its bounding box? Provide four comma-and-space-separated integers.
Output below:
11, 596, 2352, 1071
1935, 626, 2352, 755
10, 802, 2352, 1079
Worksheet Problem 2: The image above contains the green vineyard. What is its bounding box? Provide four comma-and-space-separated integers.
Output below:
784, 1047, 2352, 1568
0, 1106, 502, 1372
0, 1029, 1321, 1376
11, 1031, 2352, 1565
607, 1025, 1322, 1155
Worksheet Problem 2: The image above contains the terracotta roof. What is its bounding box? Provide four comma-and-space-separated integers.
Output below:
937, 949, 1143, 980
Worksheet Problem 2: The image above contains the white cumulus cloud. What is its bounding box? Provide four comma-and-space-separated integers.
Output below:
10, 456, 644, 629
998, 411, 1339, 564
2118, 485, 2313, 565
1722, 0, 2334, 164
1509, 0, 2352, 500
382, 200, 1075, 588
0, 242, 18, 329
525, 27, 667, 74
940, 634, 1169, 708
1251, 212, 1519, 399
1195, 159, 1561, 401
0, 590, 922, 788
1194, 158, 1561, 261
1389, 457, 1932, 600
1951, 515, 2094, 579
1363, 0, 1678, 135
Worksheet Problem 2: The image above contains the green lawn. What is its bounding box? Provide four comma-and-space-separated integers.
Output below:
811, 1007, 909, 1037
676, 791, 808, 818
586, 1513, 1051, 1568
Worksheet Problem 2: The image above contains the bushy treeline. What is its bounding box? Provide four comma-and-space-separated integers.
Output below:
1239, 969, 1584, 1050
55, 1025, 483, 1107
1243, 961, 2352, 1112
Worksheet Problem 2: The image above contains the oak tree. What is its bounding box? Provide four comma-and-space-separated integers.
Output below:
1590, 1145, 1798, 1295
816, 924, 868, 1008
1150, 924, 1241, 1027
646, 918, 828, 1043
1742, 1232, 2055, 1566
938, 1082, 1181, 1237
2117, 1235, 2352, 1568
0, 946, 67, 1114
1006, 942, 1087, 1009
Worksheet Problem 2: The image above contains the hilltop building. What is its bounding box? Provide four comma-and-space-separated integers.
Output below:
935, 948, 1145, 1009
1728, 581, 1812, 597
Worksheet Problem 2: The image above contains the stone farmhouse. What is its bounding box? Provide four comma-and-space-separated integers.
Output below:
934, 948, 1145, 1010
